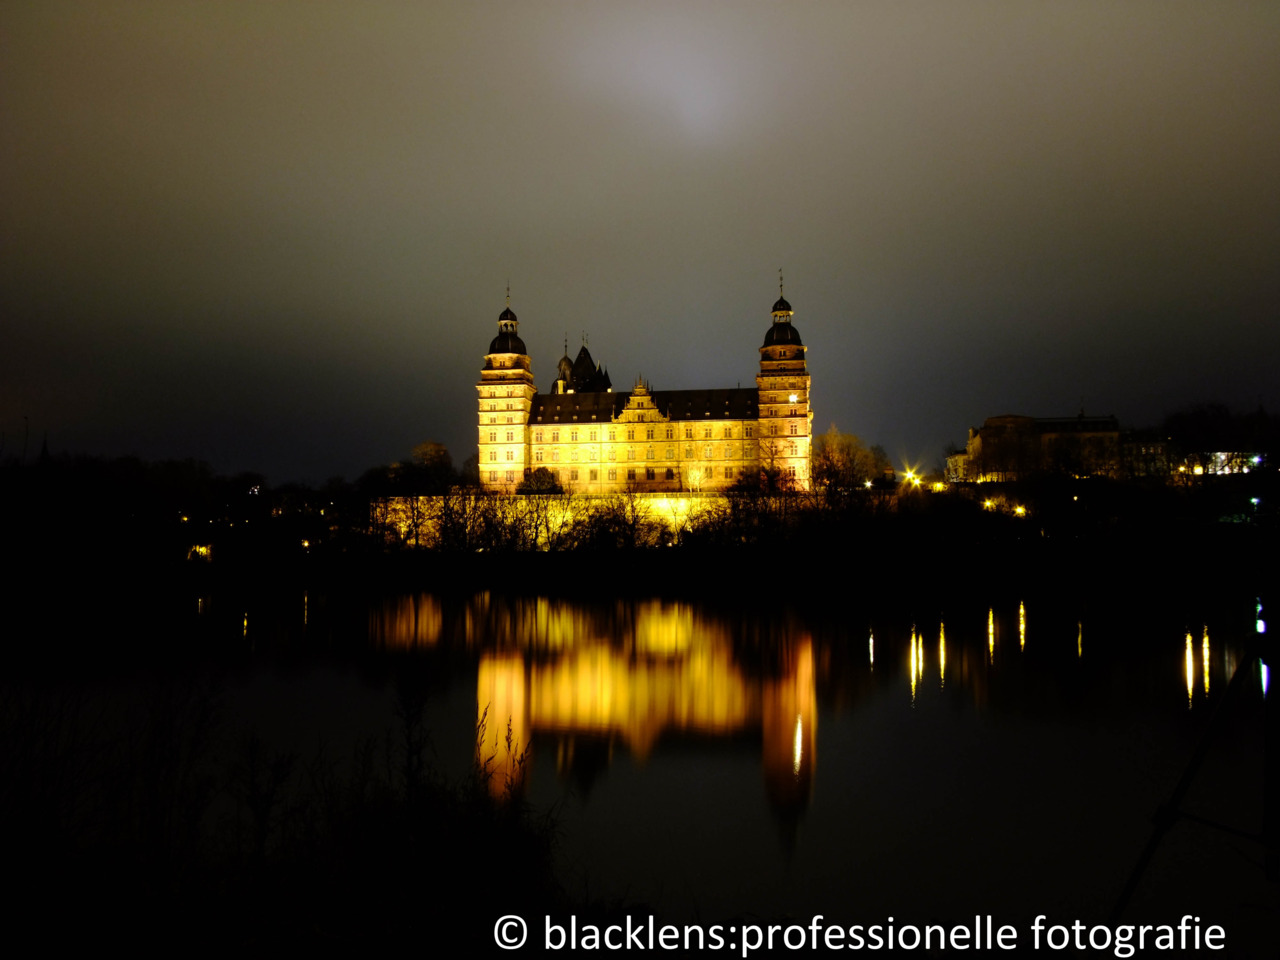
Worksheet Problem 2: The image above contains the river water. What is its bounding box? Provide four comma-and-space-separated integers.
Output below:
210, 584, 1272, 950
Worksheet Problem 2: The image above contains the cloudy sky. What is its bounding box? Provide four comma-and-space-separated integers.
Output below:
3, 2, 1277, 482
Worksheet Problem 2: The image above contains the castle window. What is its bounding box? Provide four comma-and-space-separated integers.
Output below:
506, 470, 514, 482
589, 429, 597, 441
724, 426, 732, 438
646, 427, 654, 440
571, 450, 579, 461
608, 468, 617, 480
627, 428, 635, 440
704, 445, 713, 458
552, 450, 560, 462
489, 431, 497, 442
685, 446, 693, 458
551, 430, 559, 442
506, 430, 514, 441
787, 466, 797, 478
626, 469, 636, 481
684, 427, 693, 439
703, 427, 712, 439
535, 451, 543, 462
787, 441, 796, 456
789, 423, 797, 435
506, 417, 513, 424
770, 425, 777, 436
490, 417, 497, 424
506, 388, 513, 397
703, 467, 712, 479
506, 403, 512, 410
589, 469, 598, 481
665, 467, 675, 480
489, 451, 497, 461
666, 447, 674, 459
665, 427, 674, 440
626, 448, 634, 460
745, 426, 753, 438
506, 450, 514, 461
608, 449, 616, 461
724, 467, 734, 478
645, 467, 656, 480
552, 469, 561, 480
571, 429, 579, 441
608, 429, 616, 441
535, 431, 543, 442
489, 471, 497, 481
646, 446, 655, 459
570, 469, 579, 481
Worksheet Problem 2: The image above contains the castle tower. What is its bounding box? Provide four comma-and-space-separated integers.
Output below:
755, 277, 812, 489
477, 293, 536, 491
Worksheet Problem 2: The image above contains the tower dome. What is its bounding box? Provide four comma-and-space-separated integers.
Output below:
489, 301, 526, 354
763, 277, 802, 347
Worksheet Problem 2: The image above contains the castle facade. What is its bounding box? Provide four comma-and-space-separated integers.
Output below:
477, 289, 812, 494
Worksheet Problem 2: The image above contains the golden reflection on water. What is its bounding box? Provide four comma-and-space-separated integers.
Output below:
1202, 628, 1210, 695
1077, 621, 1082, 658
988, 608, 995, 663
1019, 602, 1026, 651
868, 631, 874, 668
939, 622, 946, 686
372, 594, 443, 648
1185, 633, 1194, 708
469, 598, 816, 805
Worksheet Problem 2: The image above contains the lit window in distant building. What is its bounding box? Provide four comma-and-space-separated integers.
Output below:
608, 468, 617, 480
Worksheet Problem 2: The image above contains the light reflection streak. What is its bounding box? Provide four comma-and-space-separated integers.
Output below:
1261, 660, 1269, 697
869, 631, 874, 668
1202, 627, 1210, 695
909, 626, 919, 702
1185, 633, 1194, 708
793, 716, 803, 775
1077, 621, 1082, 658
988, 608, 995, 663
939, 622, 946, 686
1019, 601, 1026, 651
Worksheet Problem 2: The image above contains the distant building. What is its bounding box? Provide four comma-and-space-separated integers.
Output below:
476, 287, 813, 493
948, 412, 1122, 482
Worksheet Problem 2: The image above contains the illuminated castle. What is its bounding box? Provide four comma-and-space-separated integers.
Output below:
476, 284, 813, 493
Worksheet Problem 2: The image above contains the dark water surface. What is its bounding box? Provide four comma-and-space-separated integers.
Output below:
210, 584, 1274, 950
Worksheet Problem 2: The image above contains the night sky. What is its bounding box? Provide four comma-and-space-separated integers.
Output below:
4, 2, 1277, 483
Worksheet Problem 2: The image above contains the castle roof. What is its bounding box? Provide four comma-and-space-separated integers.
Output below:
530, 387, 759, 423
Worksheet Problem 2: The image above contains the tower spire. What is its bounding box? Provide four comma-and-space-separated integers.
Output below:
779, 268, 784, 297
506, 280, 510, 309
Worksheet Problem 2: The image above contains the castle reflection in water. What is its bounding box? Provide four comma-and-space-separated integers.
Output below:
370, 595, 817, 817
365, 589, 1259, 829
